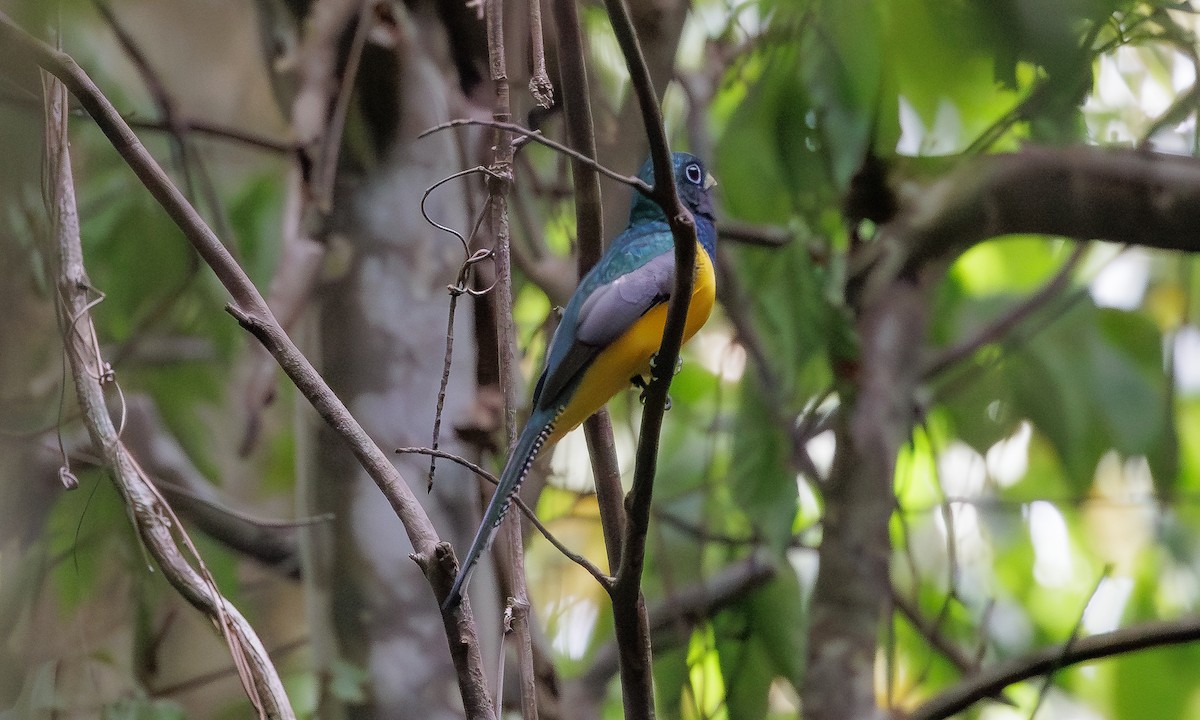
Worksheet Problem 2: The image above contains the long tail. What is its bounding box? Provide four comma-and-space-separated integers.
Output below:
442, 410, 557, 611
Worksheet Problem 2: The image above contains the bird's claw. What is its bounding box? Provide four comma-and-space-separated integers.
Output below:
648, 353, 684, 375
636, 384, 672, 411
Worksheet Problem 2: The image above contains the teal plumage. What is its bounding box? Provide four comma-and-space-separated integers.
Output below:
444, 153, 717, 610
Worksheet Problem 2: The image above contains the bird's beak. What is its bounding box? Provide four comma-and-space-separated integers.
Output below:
704, 172, 718, 190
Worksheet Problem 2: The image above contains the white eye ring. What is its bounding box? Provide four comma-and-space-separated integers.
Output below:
685, 163, 703, 185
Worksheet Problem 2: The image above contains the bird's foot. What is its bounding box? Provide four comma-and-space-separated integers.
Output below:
635, 383, 672, 411
648, 353, 684, 375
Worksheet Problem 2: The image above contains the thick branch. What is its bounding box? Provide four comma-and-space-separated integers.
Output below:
901, 146, 1200, 269
802, 268, 939, 720
911, 615, 1200, 720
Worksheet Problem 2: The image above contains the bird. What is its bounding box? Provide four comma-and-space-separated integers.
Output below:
443, 152, 718, 610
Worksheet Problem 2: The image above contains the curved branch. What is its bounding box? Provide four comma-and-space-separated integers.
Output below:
910, 615, 1200, 720
43, 71, 292, 719
898, 146, 1200, 270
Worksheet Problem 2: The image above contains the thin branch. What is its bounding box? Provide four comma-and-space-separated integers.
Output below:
137, 116, 293, 153
421, 117, 648, 191
717, 220, 792, 247
923, 242, 1089, 378
1028, 568, 1111, 719
0, 15, 496, 718
890, 586, 996, 690
120, 396, 309, 576
93, 1, 192, 193
0, 87, 294, 152
312, 0, 371, 212
94, 1, 238, 248
527, 0, 553, 107
151, 636, 308, 699
397, 447, 612, 588
583, 411, 626, 571
42, 68, 292, 719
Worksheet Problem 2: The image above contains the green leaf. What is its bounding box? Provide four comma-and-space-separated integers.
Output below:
730, 378, 798, 551
48, 471, 130, 611
733, 241, 836, 400
746, 567, 807, 690
1112, 567, 1200, 719
939, 298, 1174, 491
717, 51, 828, 224
801, 0, 883, 188
883, 0, 1024, 150
715, 630, 773, 720
654, 645, 690, 720
952, 237, 1070, 295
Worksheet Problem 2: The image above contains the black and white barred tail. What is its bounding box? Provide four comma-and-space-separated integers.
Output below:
442, 412, 559, 611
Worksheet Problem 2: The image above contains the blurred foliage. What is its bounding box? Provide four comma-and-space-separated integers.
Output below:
5, 0, 1200, 718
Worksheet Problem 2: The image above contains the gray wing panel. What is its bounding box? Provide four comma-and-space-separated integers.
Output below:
575, 252, 675, 346
534, 341, 601, 411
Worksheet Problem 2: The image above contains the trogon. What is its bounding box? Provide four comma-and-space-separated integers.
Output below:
444, 152, 718, 610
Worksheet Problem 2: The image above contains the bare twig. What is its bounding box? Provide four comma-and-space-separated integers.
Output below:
397, 446, 612, 588
904, 601, 1200, 719
717, 220, 792, 247
577, 555, 776, 695
923, 242, 1089, 378
120, 396, 312, 576
890, 586, 989, 684
94, 1, 237, 248
0, 87, 295, 152
527, 0, 553, 107
421, 118, 648, 191
1028, 568, 1111, 719
312, 0, 371, 212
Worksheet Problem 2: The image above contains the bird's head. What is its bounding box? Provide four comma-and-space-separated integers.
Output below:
631, 152, 717, 224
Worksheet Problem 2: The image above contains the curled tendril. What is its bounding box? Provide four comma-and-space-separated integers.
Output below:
422, 165, 507, 298
421, 164, 512, 488
420, 166, 484, 255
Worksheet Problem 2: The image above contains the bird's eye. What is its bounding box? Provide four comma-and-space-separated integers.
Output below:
685, 163, 703, 185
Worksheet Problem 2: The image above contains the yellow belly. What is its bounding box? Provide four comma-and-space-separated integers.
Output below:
548, 246, 716, 442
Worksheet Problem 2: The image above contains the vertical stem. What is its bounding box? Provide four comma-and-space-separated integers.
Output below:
527, 0, 553, 107
597, 0, 698, 717
485, 0, 540, 717
802, 275, 934, 720
551, 0, 625, 571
